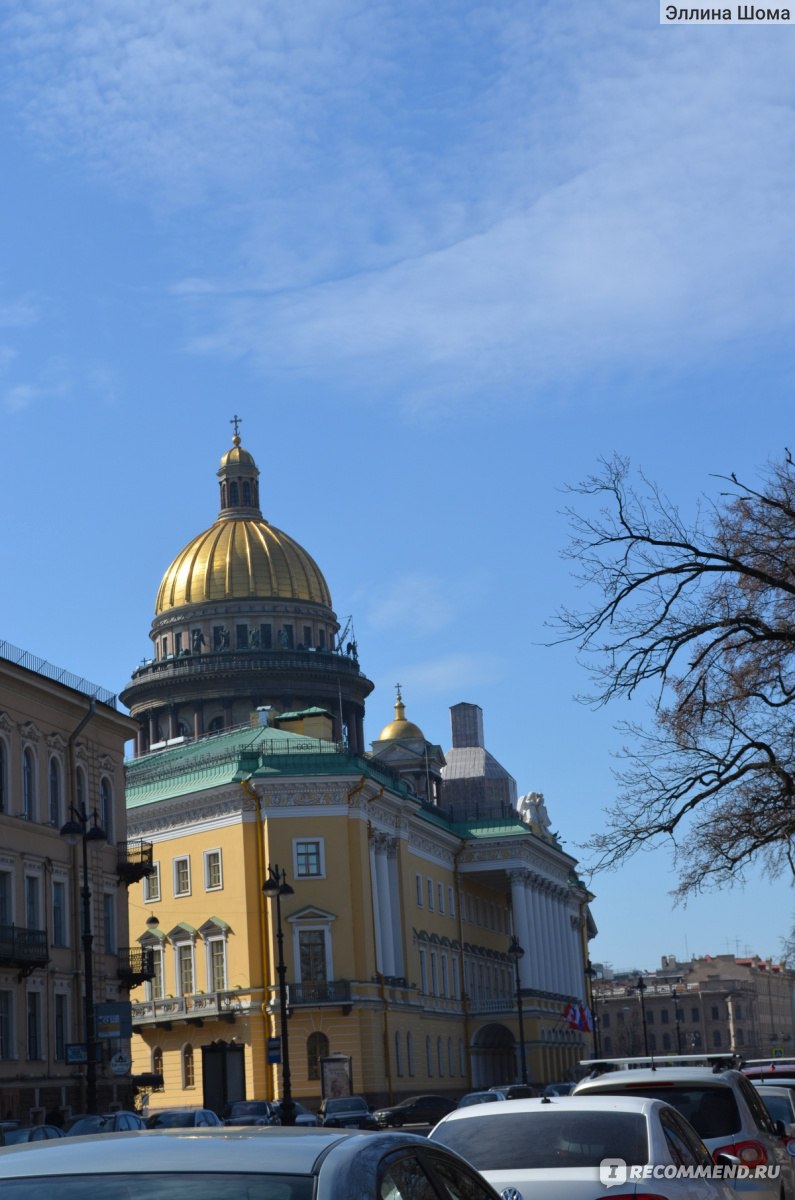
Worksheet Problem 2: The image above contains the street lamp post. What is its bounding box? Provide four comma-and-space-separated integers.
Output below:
636, 976, 650, 1057
60, 804, 107, 1114
671, 985, 683, 1054
585, 960, 601, 1057
507, 936, 529, 1086
263, 864, 295, 1126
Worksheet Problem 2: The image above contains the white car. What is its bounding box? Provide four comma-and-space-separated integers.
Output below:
429, 1094, 737, 1200
574, 1059, 795, 1200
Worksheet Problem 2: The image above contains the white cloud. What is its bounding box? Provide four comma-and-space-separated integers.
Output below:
365, 574, 455, 636
398, 653, 504, 693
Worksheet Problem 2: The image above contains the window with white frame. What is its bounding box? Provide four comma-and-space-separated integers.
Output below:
148, 944, 165, 1000
144, 862, 161, 902
0, 990, 12, 1059
182, 1043, 195, 1088
452, 954, 461, 1000
26, 990, 42, 1060
441, 955, 449, 998
75, 765, 87, 813
54, 992, 67, 1060
294, 839, 324, 878
298, 928, 329, 983
438, 882, 445, 914
52, 880, 67, 947
204, 849, 223, 891
207, 937, 227, 992
447, 1037, 454, 1075
22, 747, 35, 820
419, 947, 428, 994
407, 1031, 414, 1076
173, 857, 191, 897
430, 951, 439, 997
426, 1036, 433, 1076
448, 886, 455, 917
49, 757, 62, 827
176, 940, 195, 995
427, 878, 434, 910
415, 874, 423, 906
437, 1036, 444, 1076
395, 1031, 403, 1076
25, 875, 41, 931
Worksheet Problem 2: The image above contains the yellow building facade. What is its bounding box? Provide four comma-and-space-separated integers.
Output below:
122, 430, 595, 1114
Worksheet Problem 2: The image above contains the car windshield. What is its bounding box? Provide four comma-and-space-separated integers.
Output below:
759, 1092, 794, 1124
148, 1113, 200, 1128
229, 1103, 272, 1117
585, 1085, 741, 1139
432, 1111, 649, 1169
326, 1099, 366, 1113
0, 1175, 314, 1200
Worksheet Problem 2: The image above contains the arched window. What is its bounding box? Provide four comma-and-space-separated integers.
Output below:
0, 739, 7, 812
182, 1044, 195, 1088
76, 765, 87, 812
153, 1046, 163, 1077
307, 1031, 329, 1080
230, 482, 239, 505
100, 777, 113, 843
49, 758, 61, 826
22, 748, 35, 820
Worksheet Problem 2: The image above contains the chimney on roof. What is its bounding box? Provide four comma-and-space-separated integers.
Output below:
450, 702, 484, 748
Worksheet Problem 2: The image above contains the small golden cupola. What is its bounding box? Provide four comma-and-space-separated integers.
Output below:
378, 687, 426, 742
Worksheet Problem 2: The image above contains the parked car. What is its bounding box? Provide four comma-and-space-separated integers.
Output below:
754, 1085, 795, 1142
146, 1108, 222, 1128
223, 1100, 281, 1127
275, 1101, 319, 1127
744, 1060, 795, 1088
574, 1057, 795, 1200
457, 1090, 505, 1108
429, 1094, 737, 1200
0, 1125, 504, 1200
318, 1095, 377, 1129
372, 1094, 457, 1128
489, 1083, 539, 1099
64, 1111, 145, 1136
0, 1125, 65, 1146
544, 1081, 576, 1096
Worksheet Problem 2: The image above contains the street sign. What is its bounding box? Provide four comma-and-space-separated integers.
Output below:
66, 1043, 103, 1064
111, 1051, 132, 1076
96, 1001, 133, 1040
267, 1037, 281, 1064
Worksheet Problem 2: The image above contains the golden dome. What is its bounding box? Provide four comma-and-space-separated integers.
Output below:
378, 689, 426, 741
155, 430, 332, 613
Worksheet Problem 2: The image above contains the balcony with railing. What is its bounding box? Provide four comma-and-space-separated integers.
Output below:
118, 946, 156, 988
0, 924, 49, 977
116, 839, 155, 886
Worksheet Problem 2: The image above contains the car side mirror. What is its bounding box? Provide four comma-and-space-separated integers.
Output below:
715, 1153, 741, 1167
774, 1119, 787, 1138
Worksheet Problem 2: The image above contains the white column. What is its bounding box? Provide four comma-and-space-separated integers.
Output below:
510, 870, 532, 989
386, 838, 404, 978
538, 882, 555, 992
554, 888, 569, 994
369, 833, 384, 973
375, 835, 396, 977
525, 880, 541, 990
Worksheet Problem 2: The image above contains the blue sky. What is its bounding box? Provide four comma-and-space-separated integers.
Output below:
2, 0, 795, 972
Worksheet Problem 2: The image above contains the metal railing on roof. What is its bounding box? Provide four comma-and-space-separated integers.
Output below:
0, 640, 117, 708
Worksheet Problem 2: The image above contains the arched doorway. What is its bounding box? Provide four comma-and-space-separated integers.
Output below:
470, 1023, 515, 1089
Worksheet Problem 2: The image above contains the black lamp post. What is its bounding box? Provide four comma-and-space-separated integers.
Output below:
60, 804, 107, 1114
671, 985, 683, 1054
585, 960, 601, 1056
636, 975, 650, 1057
263, 864, 295, 1126
507, 936, 529, 1085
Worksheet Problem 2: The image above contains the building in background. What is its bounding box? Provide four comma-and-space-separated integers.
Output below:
0, 641, 147, 1121
592, 954, 795, 1061
123, 431, 596, 1114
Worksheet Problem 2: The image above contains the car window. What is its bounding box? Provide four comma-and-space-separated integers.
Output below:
431, 1111, 649, 1169
663, 1108, 713, 1166
736, 1074, 777, 1135
425, 1153, 500, 1200
759, 1092, 794, 1126
0, 1174, 314, 1200
584, 1085, 741, 1139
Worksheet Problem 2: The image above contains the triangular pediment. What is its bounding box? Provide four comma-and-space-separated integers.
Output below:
286, 905, 336, 923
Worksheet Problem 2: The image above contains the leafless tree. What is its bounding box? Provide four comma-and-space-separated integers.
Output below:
556, 451, 795, 897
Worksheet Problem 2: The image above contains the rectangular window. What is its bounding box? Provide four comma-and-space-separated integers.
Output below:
438, 882, 445, 914
52, 881, 67, 948
150, 947, 164, 1001
294, 839, 324, 878
54, 993, 67, 1061
298, 929, 327, 983
27, 991, 41, 1060
173, 857, 191, 897
0, 871, 12, 926
452, 955, 460, 1000
204, 850, 223, 891
236, 624, 248, 649
144, 863, 161, 903
430, 952, 438, 997
175, 632, 183, 654
427, 879, 434, 911
281, 624, 294, 649
302, 625, 312, 647
208, 939, 227, 992
711, 1005, 720, 1020
660, 1008, 670, 1024
177, 944, 194, 996
25, 876, 40, 930
260, 624, 272, 649
691, 1007, 700, 1022
103, 893, 116, 954
441, 955, 449, 998
419, 948, 428, 995
416, 874, 423, 907
0, 990, 11, 1060
448, 886, 455, 918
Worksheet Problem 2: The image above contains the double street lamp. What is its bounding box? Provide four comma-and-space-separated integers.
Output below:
60, 804, 107, 1114
263, 864, 295, 1126
507, 935, 529, 1086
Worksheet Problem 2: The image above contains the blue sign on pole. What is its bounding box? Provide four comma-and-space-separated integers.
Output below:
267, 1037, 281, 1064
